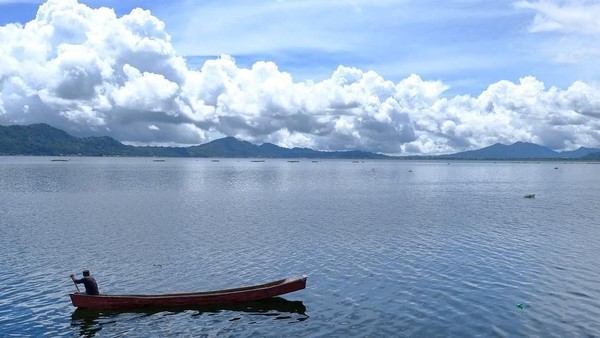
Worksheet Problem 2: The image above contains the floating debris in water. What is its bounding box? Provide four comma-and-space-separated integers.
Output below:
524, 194, 536, 199
516, 303, 524, 310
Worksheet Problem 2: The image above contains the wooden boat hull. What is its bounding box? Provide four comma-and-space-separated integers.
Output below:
69, 275, 307, 310
71, 297, 307, 320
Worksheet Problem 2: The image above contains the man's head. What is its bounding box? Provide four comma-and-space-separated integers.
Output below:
82, 270, 90, 277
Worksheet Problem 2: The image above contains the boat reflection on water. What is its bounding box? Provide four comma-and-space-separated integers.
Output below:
71, 297, 308, 336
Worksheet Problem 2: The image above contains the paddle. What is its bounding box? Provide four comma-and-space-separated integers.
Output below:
70, 276, 81, 293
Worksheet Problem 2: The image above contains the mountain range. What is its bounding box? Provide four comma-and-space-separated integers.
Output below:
0, 123, 387, 159
1, 123, 599, 160
445, 141, 600, 160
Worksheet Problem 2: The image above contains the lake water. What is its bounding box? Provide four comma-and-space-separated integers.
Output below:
0, 157, 599, 337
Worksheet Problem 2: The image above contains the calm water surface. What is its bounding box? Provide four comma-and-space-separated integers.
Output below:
0, 157, 599, 337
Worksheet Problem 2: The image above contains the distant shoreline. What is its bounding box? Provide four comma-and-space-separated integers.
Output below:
2, 123, 600, 160
2, 154, 599, 163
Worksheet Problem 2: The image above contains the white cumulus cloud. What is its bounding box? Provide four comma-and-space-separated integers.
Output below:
1, 0, 600, 154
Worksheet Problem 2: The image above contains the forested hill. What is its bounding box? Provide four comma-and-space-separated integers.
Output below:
0, 123, 388, 159
444, 141, 600, 160
2, 123, 600, 159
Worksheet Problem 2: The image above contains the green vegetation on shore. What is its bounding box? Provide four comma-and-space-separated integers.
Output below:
2, 123, 600, 160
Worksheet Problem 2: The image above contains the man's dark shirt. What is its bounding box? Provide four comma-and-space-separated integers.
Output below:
74, 276, 99, 295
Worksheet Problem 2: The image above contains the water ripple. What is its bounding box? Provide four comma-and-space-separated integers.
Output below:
1, 159, 599, 336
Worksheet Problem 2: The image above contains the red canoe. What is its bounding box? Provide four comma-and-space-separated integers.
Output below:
69, 275, 307, 310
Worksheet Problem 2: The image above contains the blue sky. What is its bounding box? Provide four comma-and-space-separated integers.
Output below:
0, 0, 591, 94
1, 0, 600, 154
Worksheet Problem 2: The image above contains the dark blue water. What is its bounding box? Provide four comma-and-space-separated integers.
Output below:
1, 157, 599, 337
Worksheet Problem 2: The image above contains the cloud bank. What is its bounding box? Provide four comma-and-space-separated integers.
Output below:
1, 0, 599, 154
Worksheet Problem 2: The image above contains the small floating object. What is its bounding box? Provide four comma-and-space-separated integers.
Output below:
287, 160, 300, 163
250, 160, 265, 162
211, 159, 220, 162
51, 158, 69, 162
516, 303, 524, 310
408, 170, 413, 172
554, 167, 558, 169
524, 194, 536, 199
312, 160, 319, 163
152, 159, 166, 162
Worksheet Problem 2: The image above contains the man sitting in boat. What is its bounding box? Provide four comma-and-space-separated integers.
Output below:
70, 270, 100, 295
